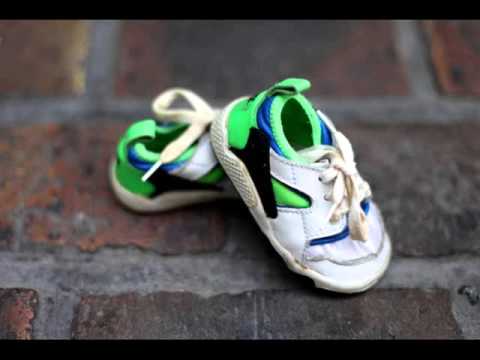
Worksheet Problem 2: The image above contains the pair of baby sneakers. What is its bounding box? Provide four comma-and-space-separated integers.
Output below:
110, 78, 392, 294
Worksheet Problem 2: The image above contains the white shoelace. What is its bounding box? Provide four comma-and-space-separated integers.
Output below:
298, 126, 372, 242
141, 88, 217, 182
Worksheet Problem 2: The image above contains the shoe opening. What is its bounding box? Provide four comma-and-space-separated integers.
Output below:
281, 97, 315, 151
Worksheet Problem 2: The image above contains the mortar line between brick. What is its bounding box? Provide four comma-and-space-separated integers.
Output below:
85, 96, 480, 123
83, 20, 121, 106
0, 97, 91, 125
10, 206, 24, 253
260, 291, 267, 339
1, 96, 480, 124
449, 290, 465, 339
394, 20, 438, 99
32, 287, 80, 339
0, 251, 478, 300
1, 249, 480, 268
40, 242, 327, 266
253, 292, 258, 340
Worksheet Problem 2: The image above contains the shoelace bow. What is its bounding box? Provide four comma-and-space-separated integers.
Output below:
298, 123, 372, 242
142, 88, 217, 182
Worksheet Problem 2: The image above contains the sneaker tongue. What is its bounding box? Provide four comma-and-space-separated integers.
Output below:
265, 78, 329, 163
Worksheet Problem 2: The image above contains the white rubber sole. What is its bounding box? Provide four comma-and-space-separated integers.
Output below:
109, 158, 230, 213
210, 97, 392, 294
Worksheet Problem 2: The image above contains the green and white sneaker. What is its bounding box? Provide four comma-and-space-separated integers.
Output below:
110, 88, 234, 212
211, 78, 392, 293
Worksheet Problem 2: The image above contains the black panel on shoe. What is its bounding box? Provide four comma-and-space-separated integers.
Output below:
231, 128, 278, 219
146, 169, 222, 198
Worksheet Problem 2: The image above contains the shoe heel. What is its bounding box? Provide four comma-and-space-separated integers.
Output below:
210, 98, 259, 209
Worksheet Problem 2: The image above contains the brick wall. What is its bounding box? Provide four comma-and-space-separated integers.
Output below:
0, 20, 479, 339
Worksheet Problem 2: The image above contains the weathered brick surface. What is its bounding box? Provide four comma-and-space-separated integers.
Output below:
115, 21, 169, 98
0, 125, 57, 250
424, 20, 480, 97
259, 289, 460, 339
343, 123, 480, 257
0, 21, 89, 97
0, 123, 225, 254
0, 289, 38, 339
72, 289, 460, 339
72, 291, 254, 339
116, 20, 408, 99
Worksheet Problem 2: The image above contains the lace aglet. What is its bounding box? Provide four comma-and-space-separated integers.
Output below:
142, 161, 163, 182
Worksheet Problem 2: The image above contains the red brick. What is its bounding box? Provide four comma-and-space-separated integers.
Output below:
424, 20, 480, 96
115, 20, 408, 99
0, 132, 16, 249
115, 21, 169, 98
0, 21, 89, 97
0, 123, 225, 254
257, 289, 460, 339
72, 291, 254, 339
71, 289, 460, 339
0, 289, 38, 339
0, 125, 59, 250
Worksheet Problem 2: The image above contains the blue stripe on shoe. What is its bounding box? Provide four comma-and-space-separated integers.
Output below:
257, 98, 334, 153
155, 121, 177, 128
318, 113, 332, 145
127, 147, 185, 173
257, 96, 284, 156
309, 200, 371, 246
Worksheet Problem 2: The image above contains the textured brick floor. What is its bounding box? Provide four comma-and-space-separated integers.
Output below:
2, 122, 479, 257
0, 20, 480, 339
0, 121, 479, 339
0, 124, 225, 254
